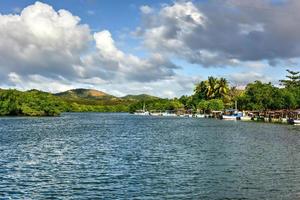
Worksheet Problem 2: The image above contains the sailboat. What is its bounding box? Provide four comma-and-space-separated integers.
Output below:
222, 101, 243, 120
134, 102, 150, 116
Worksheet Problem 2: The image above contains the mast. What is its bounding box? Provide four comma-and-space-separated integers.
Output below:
235, 100, 237, 111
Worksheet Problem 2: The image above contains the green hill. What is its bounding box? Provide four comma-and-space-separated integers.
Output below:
0, 89, 64, 116
0, 88, 166, 115
121, 94, 160, 101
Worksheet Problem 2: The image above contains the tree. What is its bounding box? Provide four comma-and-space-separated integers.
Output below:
0, 89, 63, 116
194, 82, 207, 100
194, 76, 229, 101
207, 99, 224, 111
280, 69, 300, 88
216, 78, 229, 98
206, 76, 218, 99
237, 80, 299, 110
197, 100, 209, 113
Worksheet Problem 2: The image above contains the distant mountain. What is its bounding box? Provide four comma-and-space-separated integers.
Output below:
55, 88, 115, 100
121, 94, 160, 101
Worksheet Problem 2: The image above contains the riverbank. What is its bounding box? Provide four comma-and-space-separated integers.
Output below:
136, 109, 300, 125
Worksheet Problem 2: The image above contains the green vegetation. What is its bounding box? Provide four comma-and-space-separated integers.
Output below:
128, 98, 184, 113
179, 69, 300, 113
237, 69, 300, 111
0, 88, 164, 116
55, 89, 133, 113
197, 99, 224, 113
0, 69, 299, 116
0, 89, 64, 116
279, 69, 300, 88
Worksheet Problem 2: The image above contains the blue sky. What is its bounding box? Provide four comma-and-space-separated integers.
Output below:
0, 0, 167, 30
0, 0, 299, 97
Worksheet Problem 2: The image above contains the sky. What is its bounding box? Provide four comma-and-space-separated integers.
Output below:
0, 0, 299, 98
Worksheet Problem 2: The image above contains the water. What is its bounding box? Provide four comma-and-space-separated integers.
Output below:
0, 113, 300, 199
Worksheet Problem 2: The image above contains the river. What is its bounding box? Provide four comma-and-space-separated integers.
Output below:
0, 113, 300, 199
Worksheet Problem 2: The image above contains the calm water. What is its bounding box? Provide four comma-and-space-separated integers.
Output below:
0, 113, 300, 199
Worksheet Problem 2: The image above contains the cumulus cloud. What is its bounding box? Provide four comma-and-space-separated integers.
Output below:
82, 30, 179, 82
137, 0, 300, 66
1, 1, 296, 97
0, 1, 91, 80
90, 74, 200, 98
0, 1, 183, 97
5, 73, 75, 93
3, 71, 198, 98
227, 71, 273, 87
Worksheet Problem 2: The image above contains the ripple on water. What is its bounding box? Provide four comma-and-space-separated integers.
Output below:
0, 113, 300, 199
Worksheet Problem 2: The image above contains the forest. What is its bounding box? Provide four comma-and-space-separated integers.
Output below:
0, 69, 299, 116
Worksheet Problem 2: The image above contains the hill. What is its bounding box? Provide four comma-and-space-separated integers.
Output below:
121, 94, 160, 101
55, 88, 115, 100
0, 88, 166, 115
0, 89, 63, 116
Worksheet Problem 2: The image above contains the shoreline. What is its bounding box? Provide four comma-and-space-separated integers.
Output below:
1, 111, 300, 126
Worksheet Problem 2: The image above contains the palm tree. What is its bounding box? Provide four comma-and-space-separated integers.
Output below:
206, 76, 218, 99
194, 81, 207, 100
216, 78, 229, 98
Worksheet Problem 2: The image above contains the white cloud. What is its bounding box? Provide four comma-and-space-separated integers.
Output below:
0, 1, 293, 98
0, 2, 183, 97
227, 72, 273, 87
82, 30, 179, 82
138, 0, 300, 67
140, 5, 153, 14
4, 72, 199, 98
0, 1, 91, 79
6, 73, 74, 93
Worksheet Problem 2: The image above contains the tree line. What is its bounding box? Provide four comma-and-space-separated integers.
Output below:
0, 69, 299, 116
130, 69, 300, 113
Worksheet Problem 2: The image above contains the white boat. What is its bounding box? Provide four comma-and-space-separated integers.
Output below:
293, 119, 300, 125
222, 115, 238, 120
195, 114, 205, 118
162, 112, 177, 117
150, 112, 162, 116
240, 116, 252, 121
134, 102, 150, 116
134, 111, 150, 115
222, 111, 243, 121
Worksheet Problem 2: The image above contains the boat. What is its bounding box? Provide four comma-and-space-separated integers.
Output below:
240, 116, 252, 121
161, 112, 177, 117
195, 114, 205, 118
291, 109, 300, 125
222, 114, 240, 120
134, 110, 150, 115
222, 110, 243, 121
150, 112, 162, 116
293, 119, 300, 125
134, 102, 150, 116
222, 101, 243, 121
